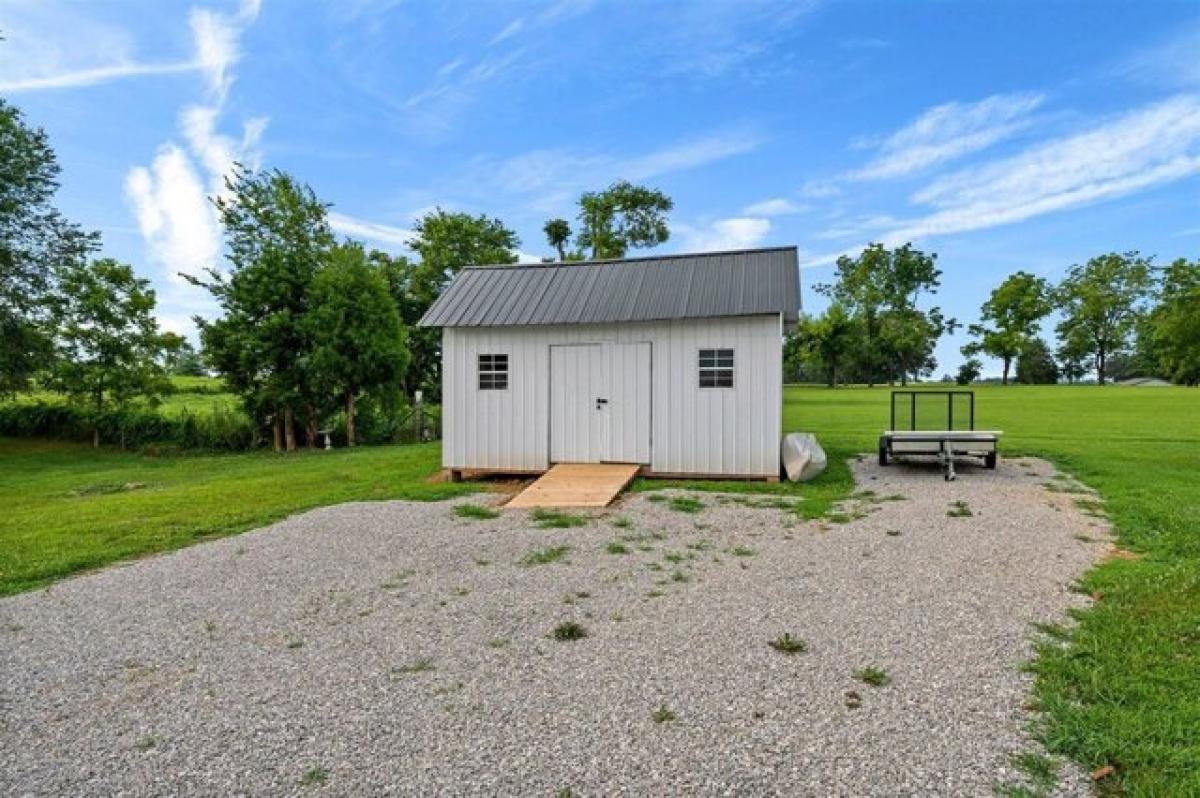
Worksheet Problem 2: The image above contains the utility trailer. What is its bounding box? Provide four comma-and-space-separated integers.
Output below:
878, 390, 1001, 481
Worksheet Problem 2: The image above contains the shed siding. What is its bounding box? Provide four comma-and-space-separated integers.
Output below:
442, 315, 782, 476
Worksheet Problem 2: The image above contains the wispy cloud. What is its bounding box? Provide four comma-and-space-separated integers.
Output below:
0, 61, 197, 93
489, 18, 526, 46
125, 1, 265, 294
678, 217, 773, 252
824, 94, 1200, 252
1115, 22, 1200, 90
848, 92, 1046, 181
474, 128, 761, 213
742, 198, 806, 216
328, 212, 414, 249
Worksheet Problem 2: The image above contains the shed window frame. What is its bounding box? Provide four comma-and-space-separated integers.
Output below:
478, 353, 509, 391
698, 348, 734, 388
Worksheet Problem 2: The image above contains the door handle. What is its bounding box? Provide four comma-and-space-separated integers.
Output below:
596, 398, 608, 409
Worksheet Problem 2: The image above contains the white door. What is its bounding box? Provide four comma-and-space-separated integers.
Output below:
550, 344, 604, 463
604, 342, 651, 464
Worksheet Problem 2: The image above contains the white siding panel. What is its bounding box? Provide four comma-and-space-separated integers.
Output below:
440, 315, 782, 476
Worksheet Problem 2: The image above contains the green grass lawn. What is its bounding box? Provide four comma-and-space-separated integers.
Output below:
0, 438, 473, 596
785, 384, 1200, 796
8, 375, 244, 419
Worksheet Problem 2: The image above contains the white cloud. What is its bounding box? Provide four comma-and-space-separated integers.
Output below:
328, 213, 415, 249
1116, 22, 1200, 90
848, 92, 1046, 181
742, 198, 806, 216
0, 61, 197, 93
678, 217, 772, 252
489, 18, 526, 46
124, 2, 266, 293
824, 94, 1200, 252
798, 179, 841, 199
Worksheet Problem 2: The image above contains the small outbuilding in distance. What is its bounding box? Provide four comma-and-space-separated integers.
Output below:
418, 246, 801, 481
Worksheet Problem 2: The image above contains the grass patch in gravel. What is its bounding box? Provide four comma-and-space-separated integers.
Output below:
531, 508, 588, 529
453, 503, 499, 520
520, 545, 571, 566
611, 516, 633, 529
605, 541, 630, 555
394, 658, 436, 674
853, 665, 891, 687
1008, 751, 1062, 793
299, 766, 329, 787
768, 633, 808, 654
946, 500, 974, 518
667, 496, 704, 513
651, 705, 677, 723
551, 621, 588, 641
729, 545, 756, 557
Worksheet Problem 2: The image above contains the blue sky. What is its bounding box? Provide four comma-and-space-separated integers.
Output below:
3, 0, 1199, 375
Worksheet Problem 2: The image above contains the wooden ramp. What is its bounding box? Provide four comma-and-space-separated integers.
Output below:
507, 463, 640, 509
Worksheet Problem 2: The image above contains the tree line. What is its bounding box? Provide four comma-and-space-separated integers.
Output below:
790, 247, 1199, 387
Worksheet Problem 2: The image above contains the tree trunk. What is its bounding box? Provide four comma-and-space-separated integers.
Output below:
284, 406, 296, 452
346, 391, 356, 447
272, 411, 282, 453
305, 406, 317, 449
1097, 345, 1107, 385
92, 427, 100, 448
1002, 358, 1011, 385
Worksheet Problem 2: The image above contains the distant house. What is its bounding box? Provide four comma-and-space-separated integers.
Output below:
418, 247, 801, 480
1116, 377, 1173, 387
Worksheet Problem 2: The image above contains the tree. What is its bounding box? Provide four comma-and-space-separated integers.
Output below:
48, 259, 172, 447
1142, 257, 1200, 385
791, 303, 860, 386
1015, 338, 1059, 384
1055, 252, 1154, 385
160, 335, 207, 376
189, 165, 335, 451
962, 271, 1052, 384
305, 243, 408, 446
818, 243, 949, 385
543, 218, 572, 261
402, 209, 519, 399
1056, 330, 1091, 384
956, 358, 983, 385
0, 98, 98, 396
575, 180, 673, 259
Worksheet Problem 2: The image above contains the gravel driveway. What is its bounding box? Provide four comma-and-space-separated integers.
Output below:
1, 457, 1109, 796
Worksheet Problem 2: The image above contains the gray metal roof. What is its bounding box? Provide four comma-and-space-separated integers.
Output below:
418, 246, 800, 328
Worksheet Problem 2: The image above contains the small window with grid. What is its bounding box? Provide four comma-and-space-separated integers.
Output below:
478, 354, 509, 390
698, 348, 734, 388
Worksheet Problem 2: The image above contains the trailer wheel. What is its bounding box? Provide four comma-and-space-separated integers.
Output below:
878, 444, 889, 467
985, 451, 998, 470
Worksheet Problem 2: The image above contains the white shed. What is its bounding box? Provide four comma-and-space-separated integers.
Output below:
418, 246, 801, 480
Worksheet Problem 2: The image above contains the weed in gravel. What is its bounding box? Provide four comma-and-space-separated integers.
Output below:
1009, 751, 1061, 792
853, 666, 891, 687
474, 555, 492, 566
645, 562, 663, 572
532, 508, 588, 529
203, 619, 217, 639
651, 705, 677, 723
520, 545, 571, 566
947, 500, 974, 518
299, 766, 328, 787
730, 545, 756, 557
768, 633, 808, 654
551, 621, 588, 641
134, 735, 158, 752
670, 570, 690, 583
395, 658, 436, 674
844, 690, 863, 709
454, 503, 499, 520
646, 589, 665, 598
486, 638, 509, 649
663, 551, 689, 564
992, 784, 1041, 798
380, 569, 415, 590
286, 638, 304, 649
885, 529, 902, 537
644, 494, 666, 503
668, 496, 705, 513
611, 516, 633, 529
605, 541, 630, 555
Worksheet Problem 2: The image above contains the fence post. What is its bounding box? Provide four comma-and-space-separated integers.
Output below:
414, 390, 424, 443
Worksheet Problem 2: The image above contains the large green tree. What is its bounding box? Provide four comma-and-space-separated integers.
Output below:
0, 98, 98, 396
789, 303, 860, 386
818, 243, 950, 385
49, 259, 173, 447
189, 165, 335, 451
306, 243, 408, 445
1055, 251, 1154, 385
1015, 338, 1060, 384
402, 209, 519, 399
1142, 257, 1200, 385
574, 180, 673, 259
962, 271, 1053, 384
